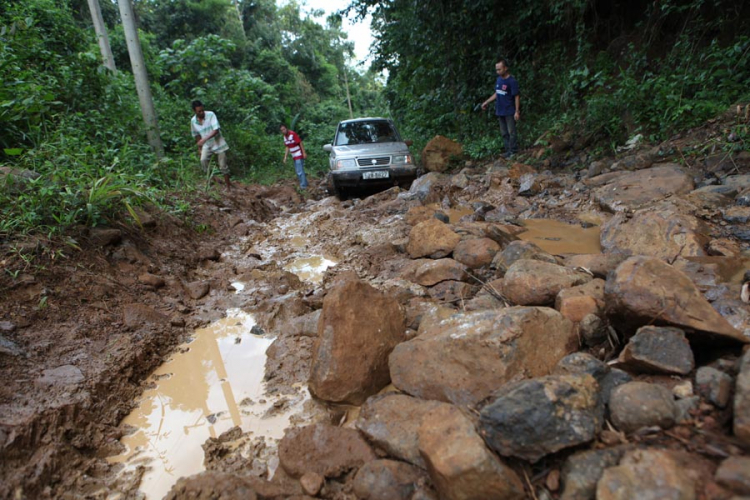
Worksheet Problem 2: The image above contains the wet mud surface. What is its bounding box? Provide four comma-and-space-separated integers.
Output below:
2, 113, 750, 499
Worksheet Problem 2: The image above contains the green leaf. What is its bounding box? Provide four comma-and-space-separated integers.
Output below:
3, 148, 23, 155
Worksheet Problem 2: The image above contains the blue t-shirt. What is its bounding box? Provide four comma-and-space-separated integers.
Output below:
494, 75, 519, 117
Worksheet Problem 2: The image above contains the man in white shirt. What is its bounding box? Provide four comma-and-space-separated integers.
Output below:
190, 100, 231, 189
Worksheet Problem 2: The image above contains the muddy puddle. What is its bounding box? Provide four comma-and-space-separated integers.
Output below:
109, 309, 308, 499
518, 218, 602, 255
284, 256, 337, 284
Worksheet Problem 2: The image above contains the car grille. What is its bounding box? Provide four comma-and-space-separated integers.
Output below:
357, 156, 391, 167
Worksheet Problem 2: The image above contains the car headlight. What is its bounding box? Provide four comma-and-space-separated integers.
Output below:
335, 159, 356, 169
392, 155, 413, 164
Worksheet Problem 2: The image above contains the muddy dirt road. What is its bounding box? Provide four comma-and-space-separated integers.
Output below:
2, 113, 750, 499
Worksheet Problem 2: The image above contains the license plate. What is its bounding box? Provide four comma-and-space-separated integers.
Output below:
362, 170, 389, 180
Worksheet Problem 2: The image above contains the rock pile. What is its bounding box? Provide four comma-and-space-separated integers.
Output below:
169, 135, 750, 499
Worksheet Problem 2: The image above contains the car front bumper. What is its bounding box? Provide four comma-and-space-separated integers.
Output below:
330, 166, 418, 188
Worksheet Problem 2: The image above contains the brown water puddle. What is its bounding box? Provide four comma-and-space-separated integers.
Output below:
518, 219, 602, 255
109, 310, 307, 500
284, 256, 337, 284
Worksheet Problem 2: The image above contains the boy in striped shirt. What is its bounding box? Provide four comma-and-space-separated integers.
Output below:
280, 124, 308, 190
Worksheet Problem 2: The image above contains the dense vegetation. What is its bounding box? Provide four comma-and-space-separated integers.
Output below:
350, 0, 750, 157
0, 0, 385, 238
2, 0, 749, 240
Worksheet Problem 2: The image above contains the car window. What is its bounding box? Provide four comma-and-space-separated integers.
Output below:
335, 121, 399, 146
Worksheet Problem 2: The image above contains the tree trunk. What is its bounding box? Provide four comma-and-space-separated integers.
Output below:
87, 0, 116, 71
117, 0, 164, 159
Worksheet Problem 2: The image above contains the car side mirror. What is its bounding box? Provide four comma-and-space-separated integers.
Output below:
404, 140, 413, 147
323, 144, 333, 152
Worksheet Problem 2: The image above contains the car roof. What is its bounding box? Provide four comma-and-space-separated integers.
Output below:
338, 117, 391, 125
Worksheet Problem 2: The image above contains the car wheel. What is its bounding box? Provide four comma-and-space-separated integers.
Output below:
326, 174, 347, 200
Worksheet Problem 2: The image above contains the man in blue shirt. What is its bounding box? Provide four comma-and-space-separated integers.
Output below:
481, 58, 520, 158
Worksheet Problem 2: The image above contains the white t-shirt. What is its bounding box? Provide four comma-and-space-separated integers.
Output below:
191, 111, 229, 154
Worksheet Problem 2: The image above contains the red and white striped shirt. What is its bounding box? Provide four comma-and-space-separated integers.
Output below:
283, 131, 304, 160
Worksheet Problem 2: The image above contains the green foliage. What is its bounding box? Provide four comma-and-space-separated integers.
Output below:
0, 0, 386, 239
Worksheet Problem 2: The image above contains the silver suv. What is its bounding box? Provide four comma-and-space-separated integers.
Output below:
323, 117, 418, 198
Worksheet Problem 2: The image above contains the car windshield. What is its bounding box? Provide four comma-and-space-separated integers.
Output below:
334, 120, 399, 146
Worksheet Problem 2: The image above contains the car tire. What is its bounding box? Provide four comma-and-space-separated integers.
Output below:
326, 174, 347, 200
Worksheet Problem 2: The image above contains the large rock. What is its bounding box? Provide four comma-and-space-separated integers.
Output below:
503, 259, 592, 306
353, 460, 431, 500
356, 393, 453, 469
617, 326, 694, 375
452, 238, 500, 269
735, 350, 750, 445
592, 164, 694, 212
418, 405, 524, 500
600, 208, 709, 259
408, 172, 445, 202
479, 374, 603, 463
421, 135, 463, 173
412, 259, 468, 286
492, 240, 556, 274
605, 256, 746, 343
309, 279, 406, 405
389, 307, 576, 406
407, 219, 461, 259
555, 279, 605, 322
596, 449, 697, 500
278, 423, 377, 478
609, 381, 676, 433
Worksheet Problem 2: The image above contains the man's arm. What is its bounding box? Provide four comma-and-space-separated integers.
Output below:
481, 93, 497, 110
514, 94, 520, 121
197, 129, 219, 147
299, 141, 306, 159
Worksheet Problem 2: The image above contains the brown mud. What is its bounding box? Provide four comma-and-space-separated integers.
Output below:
1, 107, 750, 499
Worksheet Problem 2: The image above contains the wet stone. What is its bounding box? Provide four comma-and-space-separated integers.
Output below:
503, 259, 592, 306
352, 460, 430, 500
609, 381, 676, 433
617, 326, 694, 375
723, 206, 750, 224
479, 374, 603, 463
355, 393, 453, 469
452, 238, 500, 269
716, 457, 750, 495
406, 219, 461, 259
186, 281, 210, 300
696, 366, 733, 408
560, 447, 628, 500
596, 449, 696, 500
605, 256, 745, 343
412, 259, 468, 286
278, 423, 376, 479
309, 278, 406, 405
565, 254, 628, 280
735, 351, 750, 445
390, 307, 576, 407
518, 173, 541, 196
492, 240, 557, 274
599, 368, 633, 407
419, 405, 525, 500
